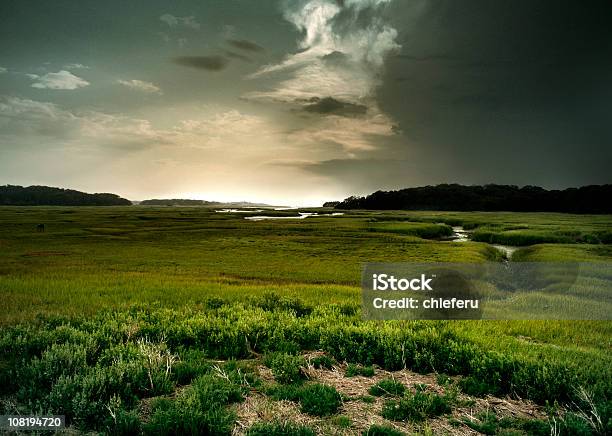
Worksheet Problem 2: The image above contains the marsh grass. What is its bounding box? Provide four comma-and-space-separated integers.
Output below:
345, 364, 375, 378
0, 207, 610, 433
368, 378, 406, 397
381, 388, 456, 422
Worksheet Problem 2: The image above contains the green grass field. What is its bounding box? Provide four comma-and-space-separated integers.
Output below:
0, 207, 610, 435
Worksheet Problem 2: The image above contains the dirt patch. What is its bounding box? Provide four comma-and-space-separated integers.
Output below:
233, 394, 316, 435
234, 359, 549, 435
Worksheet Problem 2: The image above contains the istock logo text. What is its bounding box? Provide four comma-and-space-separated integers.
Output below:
372, 273, 434, 291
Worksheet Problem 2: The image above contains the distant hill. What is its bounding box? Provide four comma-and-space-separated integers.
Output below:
335, 184, 612, 214
0, 185, 131, 206
140, 199, 272, 207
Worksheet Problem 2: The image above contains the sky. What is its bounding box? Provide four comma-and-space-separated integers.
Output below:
1, 0, 611, 206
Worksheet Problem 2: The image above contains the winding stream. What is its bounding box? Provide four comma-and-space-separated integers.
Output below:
449, 226, 518, 260
245, 212, 344, 221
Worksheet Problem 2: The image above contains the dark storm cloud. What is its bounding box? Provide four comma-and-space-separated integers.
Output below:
2, 0, 610, 203
285, 157, 433, 193
345, 0, 612, 191
302, 97, 367, 117
173, 55, 229, 71
224, 50, 252, 63
227, 39, 264, 52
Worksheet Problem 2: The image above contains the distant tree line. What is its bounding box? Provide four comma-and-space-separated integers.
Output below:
334, 184, 612, 213
0, 185, 131, 206
140, 199, 216, 206
322, 201, 340, 208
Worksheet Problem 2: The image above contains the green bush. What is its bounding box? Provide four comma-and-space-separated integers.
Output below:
144, 397, 236, 436
143, 373, 243, 435
310, 354, 336, 369
382, 389, 454, 422
223, 360, 261, 388
346, 363, 375, 377
205, 297, 226, 309
255, 293, 313, 317
458, 376, 491, 397
462, 411, 551, 436
104, 395, 141, 436
299, 383, 342, 417
2, 298, 610, 433
173, 349, 212, 385
556, 413, 595, 436
360, 395, 376, 404
333, 415, 352, 428
264, 352, 306, 384
595, 230, 612, 244
47, 364, 142, 429
246, 421, 316, 436
191, 373, 245, 405
264, 382, 342, 417
462, 411, 499, 435
17, 342, 89, 402
265, 383, 304, 402
436, 374, 453, 386
368, 378, 406, 397
362, 424, 405, 435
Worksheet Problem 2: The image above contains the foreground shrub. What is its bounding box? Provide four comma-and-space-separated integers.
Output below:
458, 376, 491, 397
264, 382, 342, 416
310, 354, 336, 369
172, 349, 212, 385
333, 415, 352, 428
191, 373, 245, 405
462, 411, 550, 436
345, 363, 375, 377
2, 301, 609, 433
47, 360, 160, 429
382, 389, 454, 422
246, 421, 316, 436
104, 395, 141, 436
369, 378, 406, 397
265, 383, 304, 402
17, 342, 89, 402
144, 373, 243, 435
299, 383, 342, 416
263, 352, 306, 384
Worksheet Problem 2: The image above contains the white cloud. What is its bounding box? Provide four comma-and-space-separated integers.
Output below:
29, 70, 89, 90
0, 96, 345, 204
0, 67, 7, 73
0, 96, 273, 152
116, 79, 162, 94
63, 63, 89, 70
0, 96, 69, 118
286, 113, 396, 153
0, 96, 79, 139
159, 14, 200, 30
245, 0, 399, 153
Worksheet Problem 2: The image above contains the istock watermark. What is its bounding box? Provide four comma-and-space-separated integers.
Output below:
362, 262, 612, 320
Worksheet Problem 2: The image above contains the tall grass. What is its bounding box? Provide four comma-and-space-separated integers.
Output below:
0, 207, 610, 433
